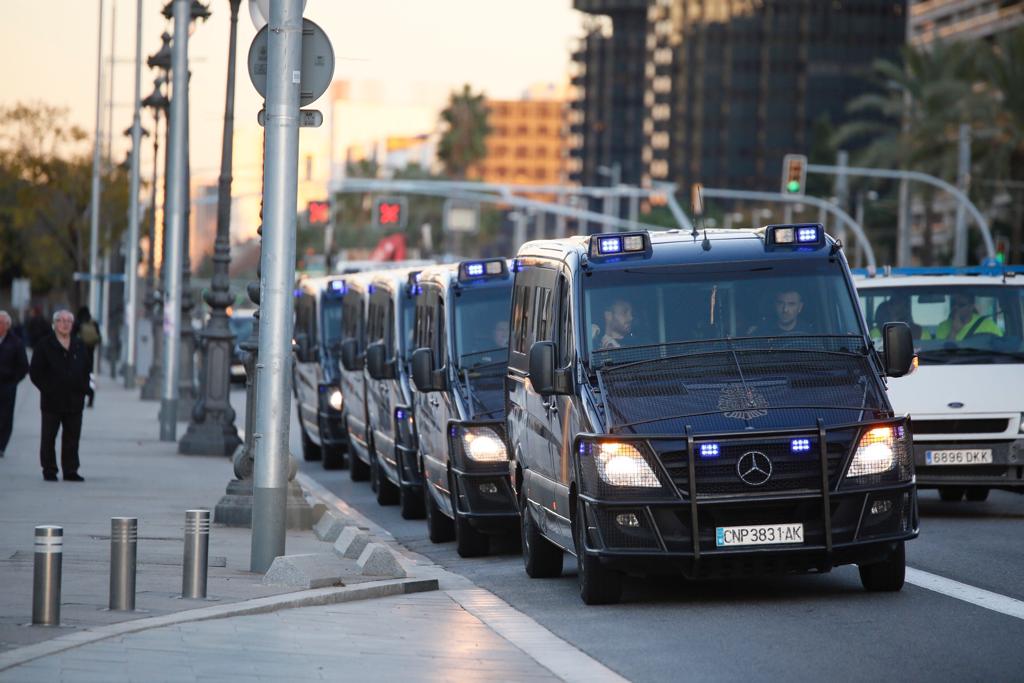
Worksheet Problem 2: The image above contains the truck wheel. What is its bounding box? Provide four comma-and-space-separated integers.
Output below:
321, 445, 345, 470
374, 458, 399, 505
965, 488, 990, 502
349, 450, 370, 481
299, 424, 322, 462
520, 493, 562, 578
859, 541, 905, 592
400, 484, 425, 520
424, 480, 454, 543
574, 500, 622, 605
455, 514, 489, 558
939, 487, 965, 502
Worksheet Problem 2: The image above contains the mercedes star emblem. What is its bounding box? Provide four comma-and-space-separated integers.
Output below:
737, 450, 773, 486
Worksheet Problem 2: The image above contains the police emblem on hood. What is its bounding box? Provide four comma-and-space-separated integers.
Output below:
717, 385, 769, 420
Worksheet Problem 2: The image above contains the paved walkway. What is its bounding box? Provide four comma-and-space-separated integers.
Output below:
0, 373, 624, 682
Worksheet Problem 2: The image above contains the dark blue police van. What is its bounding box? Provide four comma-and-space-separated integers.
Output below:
505, 225, 918, 604
410, 259, 518, 557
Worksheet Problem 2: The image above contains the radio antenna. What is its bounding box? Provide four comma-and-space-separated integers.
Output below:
690, 183, 705, 240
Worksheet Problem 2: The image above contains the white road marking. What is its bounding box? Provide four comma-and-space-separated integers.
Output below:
906, 567, 1024, 621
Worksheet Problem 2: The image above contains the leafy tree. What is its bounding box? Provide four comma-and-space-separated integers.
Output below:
437, 84, 491, 179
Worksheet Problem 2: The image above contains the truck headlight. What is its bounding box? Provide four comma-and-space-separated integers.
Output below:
1019, 413, 1024, 433
593, 442, 660, 488
328, 388, 343, 412
461, 426, 508, 462
847, 426, 895, 477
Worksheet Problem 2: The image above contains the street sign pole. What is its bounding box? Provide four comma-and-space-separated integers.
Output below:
88, 0, 105, 333
251, 0, 304, 573
124, 0, 144, 388
159, 0, 190, 441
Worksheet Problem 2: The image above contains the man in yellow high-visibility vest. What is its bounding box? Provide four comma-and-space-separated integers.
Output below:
923, 293, 1002, 341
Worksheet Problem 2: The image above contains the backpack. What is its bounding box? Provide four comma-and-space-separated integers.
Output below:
79, 321, 100, 348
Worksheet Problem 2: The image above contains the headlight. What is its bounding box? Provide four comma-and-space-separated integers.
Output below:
594, 442, 660, 488
328, 388, 343, 411
1019, 413, 1024, 433
461, 427, 508, 462
847, 426, 895, 477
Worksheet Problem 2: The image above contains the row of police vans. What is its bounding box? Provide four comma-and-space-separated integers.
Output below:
293, 224, 1024, 604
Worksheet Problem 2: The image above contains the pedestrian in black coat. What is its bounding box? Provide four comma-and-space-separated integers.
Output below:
0, 310, 29, 458
29, 309, 91, 482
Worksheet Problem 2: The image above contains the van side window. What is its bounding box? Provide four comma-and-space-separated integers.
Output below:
436, 297, 448, 366
557, 273, 573, 367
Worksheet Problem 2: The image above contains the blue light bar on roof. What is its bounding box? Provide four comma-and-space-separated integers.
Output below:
797, 226, 819, 243
589, 232, 650, 259
458, 259, 507, 282
767, 223, 824, 249
329, 279, 345, 293
466, 263, 484, 276
599, 237, 623, 254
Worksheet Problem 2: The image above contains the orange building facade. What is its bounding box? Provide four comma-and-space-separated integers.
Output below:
469, 98, 567, 195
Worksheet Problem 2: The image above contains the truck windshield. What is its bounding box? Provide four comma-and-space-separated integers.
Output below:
859, 284, 1024, 365
583, 260, 864, 368
453, 287, 511, 368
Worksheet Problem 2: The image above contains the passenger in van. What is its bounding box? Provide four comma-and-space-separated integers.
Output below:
493, 320, 510, 349
871, 296, 922, 339
748, 288, 811, 336
923, 293, 1002, 341
596, 298, 634, 350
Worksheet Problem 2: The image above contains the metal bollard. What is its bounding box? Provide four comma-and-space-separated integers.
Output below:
32, 525, 63, 626
109, 517, 138, 611
182, 509, 210, 599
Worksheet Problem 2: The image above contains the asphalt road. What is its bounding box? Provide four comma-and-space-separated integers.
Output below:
293, 427, 1024, 681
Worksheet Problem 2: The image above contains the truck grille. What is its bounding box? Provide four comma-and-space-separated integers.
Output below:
912, 419, 1009, 435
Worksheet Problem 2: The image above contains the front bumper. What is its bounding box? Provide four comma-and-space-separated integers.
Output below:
914, 438, 1024, 488
396, 441, 423, 489
317, 409, 349, 450
451, 466, 518, 533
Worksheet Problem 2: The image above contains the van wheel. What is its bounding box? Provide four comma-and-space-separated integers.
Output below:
400, 484, 425, 520
520, 494, 562, 578
965, 488, 990, 502
349, 450, 370, 481
374, 458, 399, 505
424, 480, 454, 543
859, 541, 905, 592
321, 446, 345, 470
939, 487, 965, 502
299, 424, 322, 462
574, 500, 622, 605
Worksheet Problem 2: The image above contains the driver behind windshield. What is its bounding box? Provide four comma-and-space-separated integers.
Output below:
597, 298, 634, 350
923, 293, 1002, 341
748, 288, 811, 336
871, 295, 922, 339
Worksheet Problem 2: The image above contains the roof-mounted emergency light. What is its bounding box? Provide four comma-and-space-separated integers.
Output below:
406, 271, 423, 296
458, 258, 508, 282
588, 232, 651, 260
765, 223, 825, 250
326, 279, 346, 297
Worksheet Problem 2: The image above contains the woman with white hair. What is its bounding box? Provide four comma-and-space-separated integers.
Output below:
28, 309, 91, 482
0, 309, 29, 458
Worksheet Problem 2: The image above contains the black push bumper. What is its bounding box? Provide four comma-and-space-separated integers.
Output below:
317, 409, 349, 451
451, 465, 518, 533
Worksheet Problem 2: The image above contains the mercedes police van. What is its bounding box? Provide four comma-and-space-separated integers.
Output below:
857, 267, 1024, 501
505, 225, 918, 604
359, 268, 425, 517
410, 259, 518, 557
338, 272, 374, 482
292, 275, 349, 469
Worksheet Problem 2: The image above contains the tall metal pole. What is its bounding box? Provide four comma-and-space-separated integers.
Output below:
160, 0, 190, 441
180, 0, 242, 456
101, 0, 117, 375
953, 123, 971, 267
251, 0, 303, 572
123, 0, 144, 388
89, 0, 106, 323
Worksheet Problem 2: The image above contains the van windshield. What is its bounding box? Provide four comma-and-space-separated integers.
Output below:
859, 284, 1024, 365
583, 260, 864, 368
454, 287, 512, 368
321, 299, 342, 349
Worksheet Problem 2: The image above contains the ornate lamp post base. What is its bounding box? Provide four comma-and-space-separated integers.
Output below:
179, 324, 241, 455
214, 447, 312, 529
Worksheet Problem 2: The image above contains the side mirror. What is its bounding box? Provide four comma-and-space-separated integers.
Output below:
883, 322, 914, 377
340, 338, 361, 371
366, 341, 395, 380
411, 347, 447, 392
529, 341, 557, 396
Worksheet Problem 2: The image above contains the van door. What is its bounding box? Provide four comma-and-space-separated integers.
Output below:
341, 289, 369, 456
417, 285, 454, 513
368, 287, 397, 472
547, 271, 576, 548
293, 290, 320, 441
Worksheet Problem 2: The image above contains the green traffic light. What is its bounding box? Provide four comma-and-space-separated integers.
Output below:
786, 180, 801, 193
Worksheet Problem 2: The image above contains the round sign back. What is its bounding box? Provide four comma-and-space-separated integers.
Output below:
247, 18, 334, 107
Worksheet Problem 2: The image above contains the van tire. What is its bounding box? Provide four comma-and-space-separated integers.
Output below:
400, 484, 425, 520
939, 487, 965, 502
349, 450, 370, 481
858, 541, 905, 592
374, 458, 399, 505
424, 480, 455, 543
299, 423, 322, 462
965, 488, 990, 502
520, 494, 562, 578
455, 514, 489, 558
321, 446, 345, 470
574, 500, 622, 605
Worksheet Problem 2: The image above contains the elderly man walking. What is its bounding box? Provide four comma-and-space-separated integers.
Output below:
0, 310, 29, 458
29, 309, 91, 482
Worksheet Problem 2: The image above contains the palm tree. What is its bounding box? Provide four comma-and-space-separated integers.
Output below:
437, 85, 491, 180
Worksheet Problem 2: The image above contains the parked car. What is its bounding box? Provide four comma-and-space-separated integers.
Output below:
228, 308, 256, 384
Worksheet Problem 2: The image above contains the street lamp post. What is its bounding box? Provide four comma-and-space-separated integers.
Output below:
179, 0, 242, 456
124, 0, 145, 389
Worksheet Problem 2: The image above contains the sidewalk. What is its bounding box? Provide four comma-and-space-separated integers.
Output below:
0, 374, 624, 682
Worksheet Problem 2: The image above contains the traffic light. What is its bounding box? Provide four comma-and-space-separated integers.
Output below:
307, 200, 329, 225
995, 236, 1010, 265
782, 154, 807, 196
373, 197, 408, 229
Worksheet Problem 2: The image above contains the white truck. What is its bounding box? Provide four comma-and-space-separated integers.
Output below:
856, 268, 1024, 501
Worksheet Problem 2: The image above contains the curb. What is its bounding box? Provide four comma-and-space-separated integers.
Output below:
0, 577, 438, 673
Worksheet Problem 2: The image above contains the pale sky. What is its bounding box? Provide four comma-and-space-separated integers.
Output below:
0, 0, 582, 181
